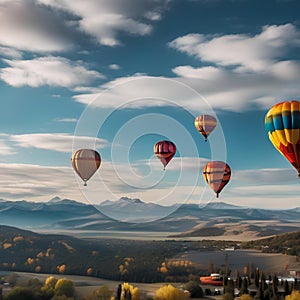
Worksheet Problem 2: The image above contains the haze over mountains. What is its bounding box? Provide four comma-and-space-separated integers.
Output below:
0, 196, 299, 239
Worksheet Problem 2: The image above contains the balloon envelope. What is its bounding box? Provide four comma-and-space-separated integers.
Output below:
71, 149, 101, 185
194, 114, 217, 141
265, 100, 300, 177
203, 161, 231, 198
154, 140, 176, 170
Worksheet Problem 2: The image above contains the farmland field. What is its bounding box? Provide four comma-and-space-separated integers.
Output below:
177, 249, 300, 274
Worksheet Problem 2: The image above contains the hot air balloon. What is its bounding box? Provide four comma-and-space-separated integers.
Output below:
154, 140, 176, 170
71, 149, 101, 186
265, 100, 300, 177
203, 161, 231, 198
194, 114, 217, 141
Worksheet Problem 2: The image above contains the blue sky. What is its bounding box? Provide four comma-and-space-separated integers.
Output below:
0, 0, 300, 209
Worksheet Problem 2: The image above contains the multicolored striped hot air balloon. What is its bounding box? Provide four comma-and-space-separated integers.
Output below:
71, 149, 101, 186
265, 100, 300, 178
194, 114, 217, 141
203, 161, 231, 198
154, 140, 176, 170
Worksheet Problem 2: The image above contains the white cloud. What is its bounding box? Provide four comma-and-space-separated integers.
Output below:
0, 0, 169, 54
36, 0, 170, 46
0, 135, 16, 156
1, 161, 299, 209
0, 56, 104, 88
109, 64, 121, 70
0, 0, 74, 53
55, 118, 78, 123
5, 133, 109, 153
0, 163, 84, 201
0, 46, 22, 59
233, 168, 298, 185
172, 65, 225, 79
73, 65, 300, 112
169, 24, 300, 72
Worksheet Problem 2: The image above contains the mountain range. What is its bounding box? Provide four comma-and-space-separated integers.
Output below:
0, 196, 299, 239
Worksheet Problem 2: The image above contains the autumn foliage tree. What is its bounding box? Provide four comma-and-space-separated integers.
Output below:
118, 282, 140, 300
85, 286, 113, 300
154, 284, 188, 300
285, 290, 300, 300
54, 278, 74, 298
41, 276, 58, 299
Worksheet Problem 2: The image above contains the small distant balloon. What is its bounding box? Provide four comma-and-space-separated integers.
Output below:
265, 100, 300, 178
203, 161, 231, 198
194, 114, 217, 141
71, 149, 101, 186
154, 140, 176, 170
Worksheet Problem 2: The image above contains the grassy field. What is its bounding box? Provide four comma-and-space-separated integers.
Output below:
11, 271, 174, 299
177, 249, 300, 274
9, 247, 299, 298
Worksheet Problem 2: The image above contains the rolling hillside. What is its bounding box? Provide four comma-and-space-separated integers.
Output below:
0, 197, 299, 239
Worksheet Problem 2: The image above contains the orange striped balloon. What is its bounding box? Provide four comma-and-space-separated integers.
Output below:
194, 114, 217, 141
71, 149, 101, 186
203, 161, 231, 198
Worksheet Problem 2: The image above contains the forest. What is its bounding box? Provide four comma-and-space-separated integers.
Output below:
1, 226, 300, 299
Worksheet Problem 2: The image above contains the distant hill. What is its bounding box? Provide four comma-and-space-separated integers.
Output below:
241, 230, 300, 256
0, 197, 299, 239
1, 224, 299, 283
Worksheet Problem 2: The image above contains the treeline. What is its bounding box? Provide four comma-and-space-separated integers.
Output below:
1, 272, 300, 300
1, 226, 300, 284
241, 230, 300, 257
0, 274, 202, 300
0, 225, 238, 283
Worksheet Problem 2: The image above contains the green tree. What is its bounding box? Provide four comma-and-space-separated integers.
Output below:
224, 279, 234, 297
208, 260, 215, 274
255, 268, 260, 288
4, 287, 36, 300
117, 284, 122, 300
240, 277, 249, 295
184, 280, 203, 298
285, 280, 291, 296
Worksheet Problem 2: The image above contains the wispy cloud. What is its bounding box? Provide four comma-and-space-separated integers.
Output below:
169, 24, 300, 72
1, 161, 299, 209
0, 0, 75, 53
36, 0, 170, 47
55, 118, 78, 123
0, 46, 22, 59
0, 135, 17, 156
1, 133, 109, 153
0, 163, 79, 200
73, 64, 300, 112
109, 64, 121, 70
0, 56, 104, 88
0, 0, 170, 57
